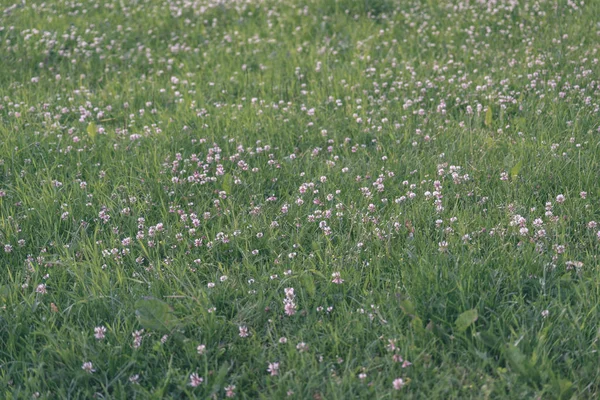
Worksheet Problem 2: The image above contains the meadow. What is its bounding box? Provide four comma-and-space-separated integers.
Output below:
1, 0, 600, 398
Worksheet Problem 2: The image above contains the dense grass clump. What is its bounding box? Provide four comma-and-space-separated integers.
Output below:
1, 0, 600, 398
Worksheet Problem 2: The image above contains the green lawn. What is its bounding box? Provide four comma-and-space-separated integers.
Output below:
1, 0, 600, 398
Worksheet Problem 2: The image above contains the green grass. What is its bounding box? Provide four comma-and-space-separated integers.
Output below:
1, 0, 600, 398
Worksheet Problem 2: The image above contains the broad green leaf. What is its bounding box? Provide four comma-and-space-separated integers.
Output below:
311, 241, 320, 252
0, 284, 11, 301
484, 106, 493, 126
515, 117, 527, 129
135, 297, 178, 333
309, 269, 326, 279
504, 344, 541, 384
505, 344, 529, 376
479, 330, 500, 349
399, 299, 417, 317
537, 325, 551, 344
530, 349, 539, 365
301, 273, 316, 297
510, 160, 522, 179
411, 316, 425, 335
455, 308, 478, 332
560, 273, 572, 282
222, 173, 233, 194
87, 122, 97, 141
209, 363, 232, 396
558, 379, 573, 399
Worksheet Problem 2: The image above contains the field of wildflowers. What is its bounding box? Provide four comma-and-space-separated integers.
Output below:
1, 0, 600, 398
